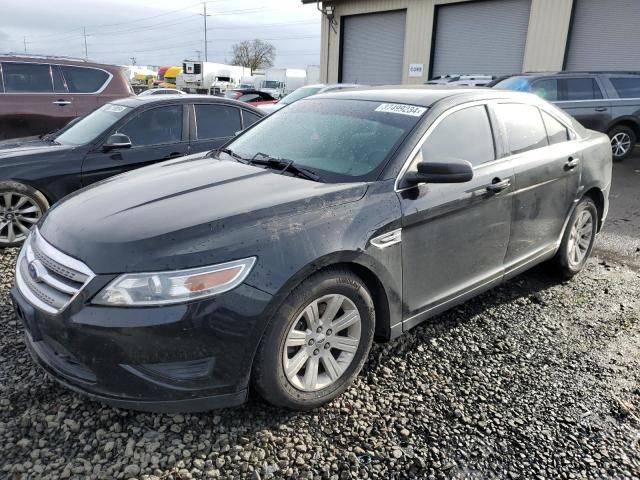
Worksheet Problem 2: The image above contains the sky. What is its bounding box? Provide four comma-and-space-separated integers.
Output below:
0, 0, 321, 68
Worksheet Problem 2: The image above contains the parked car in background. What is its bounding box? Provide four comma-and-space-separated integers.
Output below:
0, 95, 264, 246
426, 74, 495, 87
258, 83, 362, 114
0, 54, 133, 140
494, 72, 640, 161
11, 87, 611, 412
138, 88, 187, 96
224, 89, 278, 106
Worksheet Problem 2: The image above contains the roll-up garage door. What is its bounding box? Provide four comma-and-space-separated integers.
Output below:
340, 10, 406, 85
565, 0, 640, 71
431, 0, 531, 78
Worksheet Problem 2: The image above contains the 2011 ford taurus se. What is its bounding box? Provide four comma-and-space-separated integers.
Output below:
11, 88, 612, 412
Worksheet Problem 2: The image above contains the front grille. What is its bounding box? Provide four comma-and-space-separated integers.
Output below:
15, 229, 94, 315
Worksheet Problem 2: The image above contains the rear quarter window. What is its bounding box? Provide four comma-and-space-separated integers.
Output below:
61, 66, 109, 93
609, 77, 640, 98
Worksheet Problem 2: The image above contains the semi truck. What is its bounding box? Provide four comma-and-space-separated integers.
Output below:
259, 68, 307, 99
178, 61, 251, 94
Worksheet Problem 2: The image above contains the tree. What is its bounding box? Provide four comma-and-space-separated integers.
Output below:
231, 39, 275, 71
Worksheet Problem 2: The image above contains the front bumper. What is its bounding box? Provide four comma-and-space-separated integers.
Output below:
11, 282, 273, 413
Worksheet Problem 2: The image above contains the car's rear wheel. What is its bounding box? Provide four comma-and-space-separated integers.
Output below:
0, 182, 49, 248
608, 125, 636, 162
253, 269, 375, 410
554, 197, 598, 279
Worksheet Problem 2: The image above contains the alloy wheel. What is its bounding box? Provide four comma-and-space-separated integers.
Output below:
611, 132, 631, 158
282, 294, 362, 392
0, 192, 42, 245
567, 209, 594, 268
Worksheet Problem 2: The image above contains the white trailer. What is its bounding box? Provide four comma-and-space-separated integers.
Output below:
260, 68, 307, 99
178, 61, 251, 94
306, 65, 321, 85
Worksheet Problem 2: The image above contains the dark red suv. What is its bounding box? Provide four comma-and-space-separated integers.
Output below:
0, 55, 133, 140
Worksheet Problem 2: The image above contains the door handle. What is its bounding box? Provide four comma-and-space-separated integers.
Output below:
594, 107, 607, 112
163, 152, 183, 160
52, 100, 72, 106
565, 157, 580, 170
486, 178, 511, 193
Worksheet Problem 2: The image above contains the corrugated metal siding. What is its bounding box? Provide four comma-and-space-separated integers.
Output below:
432, 0, 532, 77
566, 0, 640, 70
341, 10, 407, 84
522, 0, 573, 72
322, 0, 572, 84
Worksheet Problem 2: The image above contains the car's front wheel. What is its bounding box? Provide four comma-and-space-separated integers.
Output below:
554, 197, 598, 278
0, 181, 49, 248
608, 125, 636, 162
253, 269, 375, 410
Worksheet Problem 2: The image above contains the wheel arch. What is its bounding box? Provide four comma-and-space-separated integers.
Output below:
0, 178, 54, 206
262, 252, 397, 344
583, 187, 605, 232
606, 117, 640, 139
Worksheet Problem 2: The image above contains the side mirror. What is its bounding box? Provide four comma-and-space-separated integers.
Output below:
405, 159, 474, 185
103, 133, 132, 151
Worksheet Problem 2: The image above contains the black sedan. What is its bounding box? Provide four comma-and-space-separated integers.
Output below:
12, 88, 612, 412
0, 96, 264, 246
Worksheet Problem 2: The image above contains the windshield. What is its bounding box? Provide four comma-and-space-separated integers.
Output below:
55, 103, 131, 146
280, 87, 323, 105
225, 98, 425, 182
262, 81, 281, 89
493, 76, 533, 92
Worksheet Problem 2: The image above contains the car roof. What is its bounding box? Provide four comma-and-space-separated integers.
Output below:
313, 85, 537, 107
111, 94, 264, 112
506, 71, 640, 78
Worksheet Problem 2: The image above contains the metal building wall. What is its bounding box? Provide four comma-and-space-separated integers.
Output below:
317, 0, 574, 84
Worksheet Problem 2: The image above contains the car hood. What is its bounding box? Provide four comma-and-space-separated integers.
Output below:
0, 136, 74, 158
40, 155, 368, 273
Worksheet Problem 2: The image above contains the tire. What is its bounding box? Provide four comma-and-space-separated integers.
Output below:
0, 181, 49, 248
608, 125, 636, 162
554, 197, 598, 279
253, 269, 375, 410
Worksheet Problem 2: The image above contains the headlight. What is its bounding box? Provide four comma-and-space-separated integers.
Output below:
93, 257, 256, 306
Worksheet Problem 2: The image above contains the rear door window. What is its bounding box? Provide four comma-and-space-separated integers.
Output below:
195, 104, 242, 140
422, 105, 495, 167
531, 79, 558, 101
560, 78, 603, 101
609, 77, 640, 98
2, 62, 53, 92
494, 103, 548, 155
541, 111, 569, 145
61, 66, 109, 93
118, 105, 183, 147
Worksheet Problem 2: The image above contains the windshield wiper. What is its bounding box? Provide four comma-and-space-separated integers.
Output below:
216, 147, 249, 164
248, 152, 323, 182
39, 132, 59, 144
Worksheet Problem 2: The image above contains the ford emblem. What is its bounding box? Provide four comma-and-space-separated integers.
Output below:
28, 260, 45, 283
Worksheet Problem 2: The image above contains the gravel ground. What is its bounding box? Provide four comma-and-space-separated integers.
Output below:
1, 242, 640, 479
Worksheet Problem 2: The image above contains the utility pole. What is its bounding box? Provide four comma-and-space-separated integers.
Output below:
199, 2, 211, 62
82, 27, 88, 59
130, 57, 137, 66
23, 36, 27, 54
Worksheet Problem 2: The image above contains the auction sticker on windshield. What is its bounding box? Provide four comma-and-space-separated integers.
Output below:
375, 103, 427, 117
